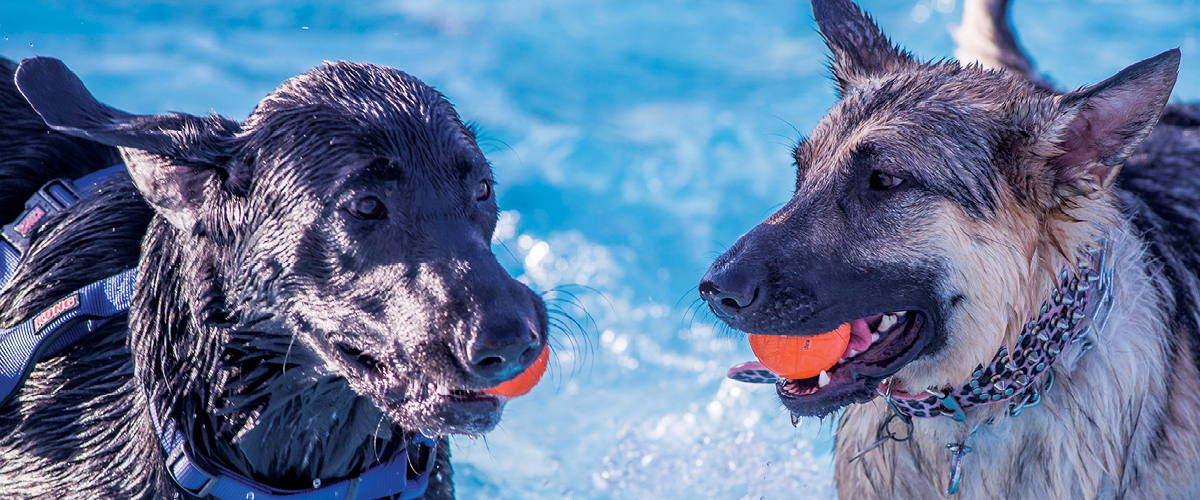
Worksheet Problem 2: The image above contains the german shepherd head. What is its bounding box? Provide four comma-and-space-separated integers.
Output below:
701, 0, 1178, 418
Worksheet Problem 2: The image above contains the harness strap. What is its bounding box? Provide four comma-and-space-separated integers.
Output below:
0, 164, 127, 265
0, 269, 136, 408
0, 165, 131, 408
149, 404, 437, 500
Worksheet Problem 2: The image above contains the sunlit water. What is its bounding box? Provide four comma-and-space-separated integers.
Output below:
2, 1, 1197, 498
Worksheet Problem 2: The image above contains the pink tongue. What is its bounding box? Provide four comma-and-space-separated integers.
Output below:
848, 318, 872, 353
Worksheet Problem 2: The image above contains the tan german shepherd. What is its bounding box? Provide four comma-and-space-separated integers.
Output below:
703, 0, 1200, 497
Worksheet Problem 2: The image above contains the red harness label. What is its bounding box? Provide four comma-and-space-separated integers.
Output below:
14, 207, 46, 237
33, 293, 80, 332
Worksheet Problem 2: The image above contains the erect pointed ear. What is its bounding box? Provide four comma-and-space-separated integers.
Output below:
14, 56, 249, 231
1049, 49, 1179, 199
812, 0, 917, 95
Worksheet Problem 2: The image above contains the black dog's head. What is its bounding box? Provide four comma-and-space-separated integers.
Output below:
16, 58, 547, 437
702, 0, 1177, 417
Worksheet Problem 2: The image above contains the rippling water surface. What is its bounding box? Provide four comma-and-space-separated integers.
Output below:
3, 1, 1197, 498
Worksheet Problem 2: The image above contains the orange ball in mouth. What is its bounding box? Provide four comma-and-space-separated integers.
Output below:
483, 345, 549, 398
747, 323, 851, 380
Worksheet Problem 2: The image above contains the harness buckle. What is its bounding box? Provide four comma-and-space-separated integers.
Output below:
2, 178, 82, 254
165, 442, 219, 497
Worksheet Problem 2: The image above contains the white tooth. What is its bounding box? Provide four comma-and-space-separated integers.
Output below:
878, 314, 897, 332
847, 349, 860, 358
895, 311, 909, 320
818, 370, 831, 388
436, 385, 450, 396
871, 333, 880, 343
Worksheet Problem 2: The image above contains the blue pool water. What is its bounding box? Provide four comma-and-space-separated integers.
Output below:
2, 1, 1197, 498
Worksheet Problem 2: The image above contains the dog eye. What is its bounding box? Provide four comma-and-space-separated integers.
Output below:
351, 196, 386, 219
869, 170, 904, 190
475, 180, 493, 201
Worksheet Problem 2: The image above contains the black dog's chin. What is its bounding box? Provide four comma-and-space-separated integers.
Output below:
336, 367, 506, 435
377, 385, 504, 436
326, 346, 506, 435
777, 312, 929, 417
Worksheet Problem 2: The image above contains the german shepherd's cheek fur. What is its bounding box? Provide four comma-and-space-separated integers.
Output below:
884, 196, 1038, 391
887, 179, 1121, 391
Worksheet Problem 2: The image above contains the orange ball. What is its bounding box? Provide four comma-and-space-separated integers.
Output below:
748, 323, 851, 380
483, 345, 549, 398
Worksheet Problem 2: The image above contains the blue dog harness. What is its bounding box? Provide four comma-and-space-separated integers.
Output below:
0, 167, 436, 500
0, 164, 132, 406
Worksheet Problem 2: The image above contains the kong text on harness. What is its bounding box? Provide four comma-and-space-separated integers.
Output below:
0, 165, 131, 409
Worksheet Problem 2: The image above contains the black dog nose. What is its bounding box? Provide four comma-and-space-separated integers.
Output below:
699, 279, 758, 317
468, 314, 541, 383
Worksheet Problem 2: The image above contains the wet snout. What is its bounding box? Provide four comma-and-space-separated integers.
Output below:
444, 236, 547, 387
699, 251, 761, 318
468, 309, 542, 383
697, 213, 836, 336
699, 227, 779, 321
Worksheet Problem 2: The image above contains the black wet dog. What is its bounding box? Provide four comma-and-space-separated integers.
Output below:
0, 56, 547, 499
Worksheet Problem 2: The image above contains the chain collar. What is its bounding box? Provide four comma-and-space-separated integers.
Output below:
882, 237, 1112, 421
854, 236, 1113, 495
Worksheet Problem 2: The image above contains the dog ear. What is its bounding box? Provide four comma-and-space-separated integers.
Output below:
1049, 49, 1179, 198
812, 0, 916, 95
14, 56, 248, 232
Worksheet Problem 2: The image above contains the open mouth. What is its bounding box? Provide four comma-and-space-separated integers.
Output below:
730, 310, 929, 417
380, 379, 504, 435
403, 380, 502, 413
332, 341, 504, 433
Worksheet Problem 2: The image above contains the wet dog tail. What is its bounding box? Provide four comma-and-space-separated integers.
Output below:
0, 56, 122, 226
952, 0, 1056, 91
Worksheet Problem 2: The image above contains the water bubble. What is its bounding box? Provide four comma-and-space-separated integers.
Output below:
245, 493, 254, 500
312, 478, 321, 488
911, 4, 932, 23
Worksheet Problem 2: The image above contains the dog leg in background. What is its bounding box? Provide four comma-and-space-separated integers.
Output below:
953, 0, 1055, 90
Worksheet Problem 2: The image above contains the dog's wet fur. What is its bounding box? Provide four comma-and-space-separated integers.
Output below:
703, 0, 1200, 497
0, 56, 547, 498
